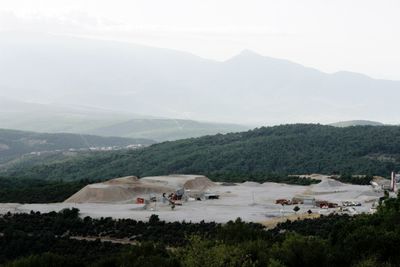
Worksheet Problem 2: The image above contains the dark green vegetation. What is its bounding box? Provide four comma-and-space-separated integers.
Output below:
2, 194, 400, 266
0, 128, 154, 165
0, 178, 94, 203
210, 173, 319, 185
4, 124, 400, 183
337, 174, 374, 185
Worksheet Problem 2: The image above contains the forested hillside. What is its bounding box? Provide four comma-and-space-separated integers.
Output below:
0, 129, 154, 164
3, 124, 400, 181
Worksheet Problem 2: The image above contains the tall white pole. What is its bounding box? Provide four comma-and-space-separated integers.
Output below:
391, 171, 395, 191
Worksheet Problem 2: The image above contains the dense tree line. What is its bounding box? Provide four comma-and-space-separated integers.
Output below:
0, 209, 245, 246
3, 194, 400, 266
209, 173, 319, 185
3, 124, 399, 183
337, 174, 374, 185
0, 178, 93, 203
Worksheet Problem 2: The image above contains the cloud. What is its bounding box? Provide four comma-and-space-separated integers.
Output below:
0, 10, 124, 33
0, 10, 287, 38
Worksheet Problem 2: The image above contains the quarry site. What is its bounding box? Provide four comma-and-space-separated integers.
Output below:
0, 174, 385, 225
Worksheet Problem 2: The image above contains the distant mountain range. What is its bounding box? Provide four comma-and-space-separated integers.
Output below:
0, 98, 249, 141
329, 120, 385, 127
0, 98, 138, 133
1, 32, 399, 126
88, 118, 248, 141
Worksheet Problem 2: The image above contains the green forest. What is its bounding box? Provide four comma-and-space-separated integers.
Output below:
1, 193, 400, 266
3, 124, 400, 183
0, 178, 94, 203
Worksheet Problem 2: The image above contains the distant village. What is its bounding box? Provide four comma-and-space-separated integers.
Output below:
28, 143, 147, 156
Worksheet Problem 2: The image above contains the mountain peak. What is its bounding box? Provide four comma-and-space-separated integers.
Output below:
237, 49, 261, 57
225, 49, 265, 63
232, 49, 264, 60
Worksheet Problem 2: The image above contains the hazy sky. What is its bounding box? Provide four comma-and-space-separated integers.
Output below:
1, 0, 400, 80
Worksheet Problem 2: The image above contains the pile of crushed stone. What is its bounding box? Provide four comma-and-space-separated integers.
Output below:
65, 175, 215, 203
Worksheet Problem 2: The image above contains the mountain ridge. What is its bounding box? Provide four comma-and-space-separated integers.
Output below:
88, 118, 249, 141
1, 32, 399, 125
0, 98, 249, 141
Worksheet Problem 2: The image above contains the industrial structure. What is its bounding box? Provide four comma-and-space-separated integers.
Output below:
390, 171, 400, 192
64, 175, 219, 210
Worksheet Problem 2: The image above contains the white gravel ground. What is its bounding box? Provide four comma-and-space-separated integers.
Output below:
0, 179, 383, 223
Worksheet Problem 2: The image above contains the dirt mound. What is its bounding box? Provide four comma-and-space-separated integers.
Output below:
104, 176, 139, 185
302, 179, 347, 195
141, 175, 215, 189
65, 184, 136, 203
65, 175, 215, 203
183, 176, 215, 190
242, 181, 261, 187
313, 179, 344, 189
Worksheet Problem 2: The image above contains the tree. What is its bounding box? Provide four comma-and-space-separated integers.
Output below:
293, 206, 300, 214
149, 214, 160, 224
